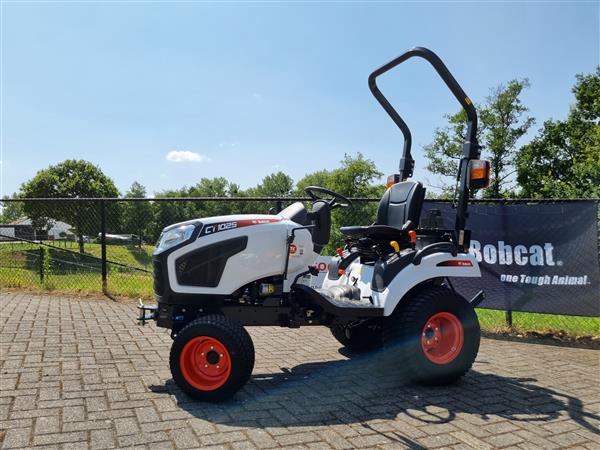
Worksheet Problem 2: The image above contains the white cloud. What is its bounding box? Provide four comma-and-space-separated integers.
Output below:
166, 150, 210, 163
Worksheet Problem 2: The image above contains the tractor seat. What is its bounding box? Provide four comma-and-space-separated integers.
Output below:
340, 224, 407, 241
340, 181, 425, 242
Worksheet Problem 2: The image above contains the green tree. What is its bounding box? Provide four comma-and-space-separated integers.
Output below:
424, 109, 475, 196
516, 68, 600, 198
424, 80, 534, 198
254, 172, 294, 197
296, 153, 384, 253
0, 194, 24, 224
122, 182, 152, 246
148, 189, 190, 242
148, 177, 246, 240
295, 154, 383, 198
294, 170, 331, 195
188, 177, 243, 216
238, 172, 294, 214
20, 159, 120, 252
481, 80, 535, 197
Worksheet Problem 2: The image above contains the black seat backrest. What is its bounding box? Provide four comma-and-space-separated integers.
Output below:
377, 181, 425, 228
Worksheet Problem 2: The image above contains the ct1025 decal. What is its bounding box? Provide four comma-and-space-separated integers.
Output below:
199, 218, 281, 236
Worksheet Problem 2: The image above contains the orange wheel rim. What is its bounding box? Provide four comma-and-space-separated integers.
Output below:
180, 336, 232, 391
421, 312, 464, 364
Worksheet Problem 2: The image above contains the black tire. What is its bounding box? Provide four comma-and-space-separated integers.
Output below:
330, 319, 382, 353
384, 286, 480, 385
169, 315, 254, 402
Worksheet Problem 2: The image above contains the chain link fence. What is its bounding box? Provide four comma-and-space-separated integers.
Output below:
1, 197, 598, 338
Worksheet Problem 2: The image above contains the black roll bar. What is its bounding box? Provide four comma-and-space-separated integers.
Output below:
368, 46, 481, 247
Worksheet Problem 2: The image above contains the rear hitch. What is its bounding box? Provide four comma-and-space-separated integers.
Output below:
137, 299, 158, 325
469, 290, 485, 308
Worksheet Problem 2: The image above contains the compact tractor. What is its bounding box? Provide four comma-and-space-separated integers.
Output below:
139, 47, 490, 402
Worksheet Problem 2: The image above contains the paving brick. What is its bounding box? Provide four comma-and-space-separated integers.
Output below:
169, 427, 201, 448
246, 428, 279, 449
62, 419, 113, 432
231, 440, 260, 450
451, 430, 493, 449
12, 395, 37, 411
417, 433, 461, 448
275, 432, 321, 446
34, 415, 60, 434
33, 431, 86, 446
200, 430, 248, 446
114, 416, 140, 436
135, 406, 160, 423
140, 419, 189, 432
347, 433, 393, 448
117, 430, 171, 447
549, 431, 589, 447
90, 429, 116, 449
1, 427, 32, 448
62, 405, 86, 423
485, 432, 525, 448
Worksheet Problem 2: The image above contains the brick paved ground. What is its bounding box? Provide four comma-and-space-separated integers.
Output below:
1, 292, 599, 449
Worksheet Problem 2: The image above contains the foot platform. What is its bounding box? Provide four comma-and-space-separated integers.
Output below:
293, 285, 383, 318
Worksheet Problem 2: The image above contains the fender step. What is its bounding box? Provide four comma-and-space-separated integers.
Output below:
292, 284, 383, 318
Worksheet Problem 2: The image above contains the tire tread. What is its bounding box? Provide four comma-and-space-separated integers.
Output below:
383, 286, 480, 385
169, 314, 254, 401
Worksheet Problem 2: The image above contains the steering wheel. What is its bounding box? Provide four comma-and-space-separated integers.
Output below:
303, 186, 352, 210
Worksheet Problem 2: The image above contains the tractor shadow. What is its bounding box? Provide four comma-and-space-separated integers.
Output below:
150, 346, 600, 435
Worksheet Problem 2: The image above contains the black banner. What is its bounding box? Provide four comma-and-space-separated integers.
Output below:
421, 201, 600, 317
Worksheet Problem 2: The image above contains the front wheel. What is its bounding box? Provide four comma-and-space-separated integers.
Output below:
169, 315, 255, 402
385, 286, 480, 385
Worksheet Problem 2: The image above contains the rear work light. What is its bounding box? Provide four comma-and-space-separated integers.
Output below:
468, 160, 491, 190
386, 174, 401, 188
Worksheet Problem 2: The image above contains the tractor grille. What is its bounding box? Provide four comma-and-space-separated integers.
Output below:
175, 236, 247, 288
153, 260, 165, 296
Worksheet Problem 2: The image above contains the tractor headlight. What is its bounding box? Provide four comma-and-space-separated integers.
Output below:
155, 224, 195, 254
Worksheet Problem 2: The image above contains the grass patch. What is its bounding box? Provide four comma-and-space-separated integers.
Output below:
106, 273, 154, 299
476, 308, 599, 336
0, 267, 154, 300
0, 241, 154, 270
0, 267, 104, 295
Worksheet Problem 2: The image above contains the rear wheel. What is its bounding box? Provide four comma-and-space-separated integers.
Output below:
385, 286, 480, 385
170, 315, 254, 402
330, 320, 382, 353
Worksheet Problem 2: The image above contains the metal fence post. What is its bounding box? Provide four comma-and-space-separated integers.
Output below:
505, 310, 513, 329
39, 246, 44, 283
276, 199, 283, 213
100, 200, 107, 294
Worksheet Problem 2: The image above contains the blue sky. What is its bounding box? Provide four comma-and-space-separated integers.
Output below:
1, 1, 598, 197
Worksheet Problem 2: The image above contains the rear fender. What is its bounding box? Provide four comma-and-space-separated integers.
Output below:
378, 252, 480, 316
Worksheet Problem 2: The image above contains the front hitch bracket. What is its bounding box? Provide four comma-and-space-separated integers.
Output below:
137, 299, 158, 325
